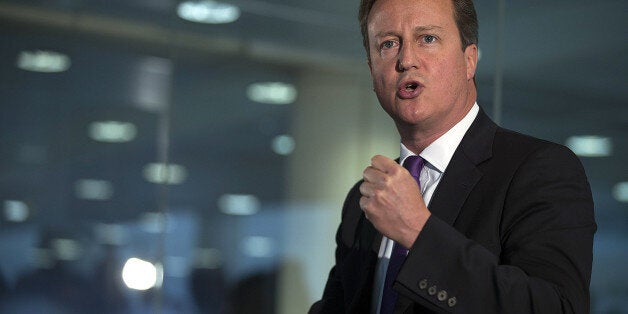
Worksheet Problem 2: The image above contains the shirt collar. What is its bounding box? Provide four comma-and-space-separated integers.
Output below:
400, 103, 479, 172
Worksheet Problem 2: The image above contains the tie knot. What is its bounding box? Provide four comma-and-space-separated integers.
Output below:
403, 155, 424, 181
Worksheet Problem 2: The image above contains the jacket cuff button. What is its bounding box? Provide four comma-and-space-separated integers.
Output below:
437, 290, 447, 301
428, 285, 437, 295
448, 297, 457, 307
418, 279, 428, 290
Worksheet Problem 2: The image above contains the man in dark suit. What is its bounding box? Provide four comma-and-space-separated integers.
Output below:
310, 0, 596, 313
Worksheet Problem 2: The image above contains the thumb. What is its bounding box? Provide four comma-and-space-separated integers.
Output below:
370, 155, 399, 173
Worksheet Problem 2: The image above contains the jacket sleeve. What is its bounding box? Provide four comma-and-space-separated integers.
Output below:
309, 224, 348, 314
309, 181, 367, 313
394, 144, 596, 313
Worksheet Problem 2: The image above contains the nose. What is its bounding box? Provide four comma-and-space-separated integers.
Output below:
396, 43, 418, 72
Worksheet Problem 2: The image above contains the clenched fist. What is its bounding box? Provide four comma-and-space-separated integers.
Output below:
359, 155, 431, 249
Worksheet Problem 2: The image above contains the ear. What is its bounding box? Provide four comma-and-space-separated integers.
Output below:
464, 44, 478, 80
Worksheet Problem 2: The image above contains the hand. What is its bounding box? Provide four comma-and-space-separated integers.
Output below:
359, 155, 431, 249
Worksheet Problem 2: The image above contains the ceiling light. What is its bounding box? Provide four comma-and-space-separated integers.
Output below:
3, 200, 30, 223
271, 135, 295, 155
247, 82, 297, 105
177, 0, 241, 24
143, 163, 188, 185
88, 121, 137, 143
241, 236, 276, 258
74, 179, 114, 201
612, 182, 628, 203
218, 194, 260, 216
565, 135, 612, 157
16, 50, 71, 73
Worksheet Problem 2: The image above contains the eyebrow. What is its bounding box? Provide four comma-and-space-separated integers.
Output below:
373, 25, 444, 39
414, 25, 444, 33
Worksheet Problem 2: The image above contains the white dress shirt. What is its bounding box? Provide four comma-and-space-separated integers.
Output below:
371, 103, 479, 313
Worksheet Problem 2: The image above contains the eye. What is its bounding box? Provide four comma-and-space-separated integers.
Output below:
422, 35, 437, 44
381, 40, 397, 50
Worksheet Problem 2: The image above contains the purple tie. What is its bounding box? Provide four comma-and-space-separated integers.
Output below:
379, 155, 424, 314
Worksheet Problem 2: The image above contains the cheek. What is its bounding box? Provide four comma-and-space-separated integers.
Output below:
434, 57, 466, 85
372, 70, 392, 92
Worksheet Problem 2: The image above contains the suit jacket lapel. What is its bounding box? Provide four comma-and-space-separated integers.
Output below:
363, 108, 497, 314
428, 108, 496, 226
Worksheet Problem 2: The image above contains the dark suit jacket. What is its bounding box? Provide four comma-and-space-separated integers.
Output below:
310, 108, 596, 313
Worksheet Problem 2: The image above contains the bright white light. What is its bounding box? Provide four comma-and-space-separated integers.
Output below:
613, 182, 628, 203
247, 82, 298, 105
122, 258, 162, 291
177, 0, 241, 24
3, 200, 30, 222
194, 248, 223, 269
143, 163, 188, 185
241, 236, 276, 258
51, 238, 82, 261
218, 194, 261, 216
74, 179, 114, 201
88, 121, 137, 143
17, 50, 71, 73
272, 135, 295, 155
565, 135, 612, 157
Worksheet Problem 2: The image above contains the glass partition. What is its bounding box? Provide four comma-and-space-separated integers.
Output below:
0, 1, 626, 313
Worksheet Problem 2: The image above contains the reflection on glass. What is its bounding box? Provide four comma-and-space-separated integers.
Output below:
271, 134, 296, 155
177, 0, 241, 24
218, 194, 260, 216
143, 163, 188, 185
74, 179, 114, 201
51, 239, 82, 262
246, 82, 298, 105
241, 236, 276, 258
3, 200, 30, 222
612, 182, 628, 203
139, 212, 171, 234
16, 50, 71, 73
565, 135, 613, 157
88, 121, 137, 143
133, 57, 172, 113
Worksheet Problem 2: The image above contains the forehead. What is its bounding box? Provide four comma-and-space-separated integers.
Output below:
367, 0, 456, 33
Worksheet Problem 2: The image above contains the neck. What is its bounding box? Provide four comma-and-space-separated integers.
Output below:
399, 100, 476, 154
399, 128, 446, 154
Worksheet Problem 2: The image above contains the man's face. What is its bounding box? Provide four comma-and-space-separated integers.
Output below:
367, 0, 478, 136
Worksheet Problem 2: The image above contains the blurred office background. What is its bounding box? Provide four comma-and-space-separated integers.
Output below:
0, 0, 626, 313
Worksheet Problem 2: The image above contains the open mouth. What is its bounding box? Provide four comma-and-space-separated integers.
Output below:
397, 80, 422, 98
405, 82, 419, 91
